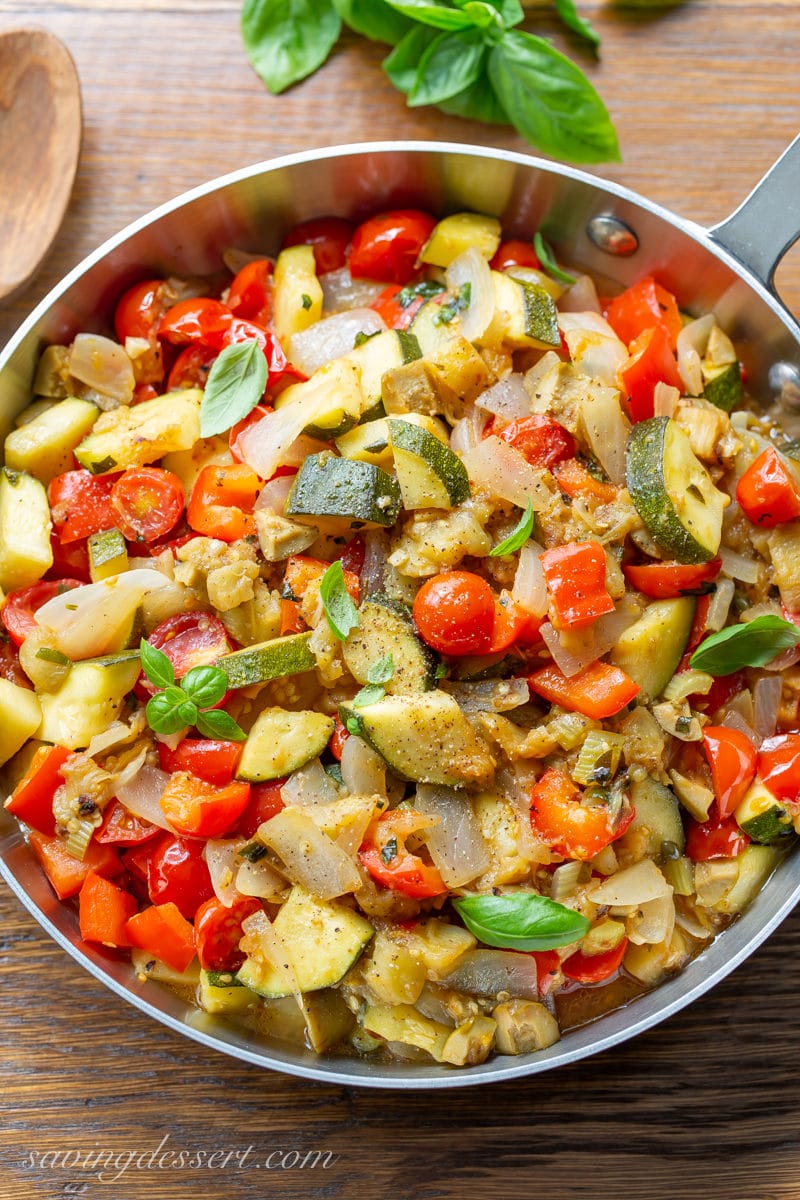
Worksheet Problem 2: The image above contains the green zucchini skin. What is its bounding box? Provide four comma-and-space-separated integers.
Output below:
217, 632, 316, 689
626, 416, 726, 565
387, 418, 470, 509
285, 452, 401, 529
342, 594, 438, 693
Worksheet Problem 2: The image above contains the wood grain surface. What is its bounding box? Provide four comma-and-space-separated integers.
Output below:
1, 3, 800, 1198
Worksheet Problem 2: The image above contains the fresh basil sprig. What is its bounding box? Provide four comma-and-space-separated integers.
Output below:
319, 560, 360, 641
453, 891, 591, 951
240, 0, 620, 165
534, 232, 577, 286
199, 338, 267, 438
353, 654, 395, 707
490, 499, 534, 557
140, 639, 247, 740
689, 615, 800, 676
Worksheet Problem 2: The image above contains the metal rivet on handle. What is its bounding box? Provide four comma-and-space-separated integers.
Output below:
586, 215, 639, 257
770, 361, 800, 412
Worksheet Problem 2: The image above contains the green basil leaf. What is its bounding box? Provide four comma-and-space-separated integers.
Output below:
453, 0, 523, 24
437, 74, 510, 124
139, 638, 175, 690
385, 0, 480, 31
145, 692, 187, 736
345, 716, 361, 735
241, 0, 341, 94
353, 683, 385, 707
553, 0, 600, 47
689, 616, 800, 676
332, 0, 412, 42
195, 708, 248, 742
534, 231, 577, 285
164, 686, 188, 707
35, 646, 71, 665
199, 339, 268, 438
319, 560, 360, 641
367, 654, 395, 684
383, 24, 440, 92
488, 30, 620, 164
397, 279, 447, 307
408, 29, 487, 107
490, 499, 534, 556
181, 665, 229, 708
453, 892, 591, 951
178, 700, 199, 725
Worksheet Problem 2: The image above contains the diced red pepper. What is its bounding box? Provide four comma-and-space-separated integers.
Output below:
125, 902, 196, 973
552, 458, 619, 505
605, 276, 682, 349
736, 447, 800, 528
539, 541, 615, 630
157, 738, 243, 787
359, 809, 447, 898
620, 324, 683, 423
28, 831, 123, 900
528, 660, 640, 720
529, 768, 635, 861
702, 726, 757, 819
4, 744, 71, 836
495, 414, 576, 469
561, 938, 629, 984
623, 559, 722, 599
186, 463, 261, 543
685, 812, 750, 862
78, 872, 138, 948
158, 773, 252, 840
530, 948, 560, 996
487, 591, 542, 654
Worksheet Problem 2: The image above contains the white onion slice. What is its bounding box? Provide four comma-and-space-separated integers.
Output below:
414, 785, 490, 888
235, 856, 287, 900
538, 600, 639, 678
559, 312, 628, 386
253, 473, 295, 514
753, 675, 782, 740
587, 859, 671, 906
461, 437, 550, 510
35, 568, 171, 659
446, 247, 494, 342
627, 894, 675, 946
677, 313, 714, 396
68, 333, 135, 404
340, 735, 386, 798
475, 374, 530, 424
653, 382, 680, 417
204, 838, 248, 907
443, 949, 539, 999
240, 909, 297, 992
257, 807, 361, 899
236, 398, 321, 481
115, 765, 173, 831
719, 546, 760, 584
289, 308, 386, 375
579, 385, 631, 485
321, 268, 385, 313
280, 758, 340, 808
558, 273, 601, 314
721, 709, 760, 747
449, 407, 488, 455
512, 542, 548, 618
706, 578, 734, 632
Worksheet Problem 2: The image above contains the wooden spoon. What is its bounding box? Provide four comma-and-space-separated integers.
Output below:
0, 27, 82, 304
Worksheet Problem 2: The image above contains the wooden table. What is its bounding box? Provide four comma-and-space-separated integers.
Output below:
1, 2, 800, 1197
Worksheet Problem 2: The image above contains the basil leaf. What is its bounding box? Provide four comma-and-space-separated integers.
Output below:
35, 646, 71, 665
454, 892, 590, 951
437, 74, 510, 124
199, 339, 268, 438
345, 716, 361, 735
353, 683, 385, 707
241, 0, 341, 94
490, 499, 534, 556
164, 686, 188, 707
488, 30, 620, 164
139, 638, 175, 690
397, 279, 446, 307
367, 654, 395, 685
553, 0, 600, 47
181, 665, 228, 708
145, 692, 187, 736
178, 700, 199, 725
195, 708, 248, 741
689, 616, 800, 676
319, 560, 360, 641
408, 29, 487, 107
384, 0, 480, 31
454, 0, 523, 24
384, 24, 440, 92
332, 0, 412, 42
533, 232, 577, 285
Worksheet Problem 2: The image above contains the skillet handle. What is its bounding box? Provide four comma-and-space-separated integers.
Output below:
709, 134, 800, 292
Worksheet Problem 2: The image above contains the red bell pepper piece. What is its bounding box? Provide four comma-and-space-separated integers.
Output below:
125, 902, 196, 974
605, 276, 682, 348
561, 937, 629, 984
552, 459, 619, 505
736, 447, 800, 528
528, 660, 640, 720
685, 812, 750, 862
4, 744, 71, 836
530, 949, 560, 996
495, 414, 576, 469
757, 733, 800, 803
158, 773, 252, 840
28, 831, 123, 900
623, 559, 722, 599
620, 324, 683, 423
157, 738, 243, 787
370, 284, 424, 330
487, 591, 542, 655
529, 768, 635, 861
539, 541, 615, 630
78, 872, 138, 948
702, 726, 757, 819
283, 555, 360, 604
186, 463, 261, 542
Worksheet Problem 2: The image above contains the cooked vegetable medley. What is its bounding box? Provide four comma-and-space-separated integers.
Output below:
4, 206, 800, 1069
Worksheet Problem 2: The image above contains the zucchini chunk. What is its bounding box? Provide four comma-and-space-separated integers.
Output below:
236, 886, 373, 998
610, 597, 695, 701
0, 469, 53, 590
340, 690, 495, 788
272, 244, 323, 344
708, 844, 783, 915
734, 779, 796, 844
623, 775, 685, 857
273, 357, 363, 440
388, 418, 470, 510
420, 212, 502, 268
342, 595, 437, 693
285, 452, 401, 533
36, 656, 141, 749
483, 271, 561, 351
217, 632, 316, 689
626, 417, 727, 563
236, 707, 335, 781
0, 679, 42, 766
199, 970, 256, 1015
347, 329, 421, 412
702, 361, 742, 413
4, 398, 98, 484
74, 389, 202, 475
88, 527, 128, 582
336, 412, 448, 469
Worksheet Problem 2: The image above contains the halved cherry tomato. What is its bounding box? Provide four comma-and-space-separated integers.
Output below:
28, 830, 123, 900
79, 872, 138, 948
605, 276, 682, 349
47, 532, 91, 582
236, 780, 287, 838
4, 744, 71, 836
490, 240, 541, 272
0, 640, 30, 689
624, 559, 722, 599
370, 283, 424, 330
283, 555, 360, 604
487, 591, 541, 654
48, 469, 119, 543
186, 463, 261, 542
494, 414, 576, 468
540, 541, 615, 630
685, 812, 750, 862
146, 833, 214, 919
141, 612, 232, 695
329, 716, 350, 762
227, 259, 273, 326
229, 404, 271, 462
620, 324, 683, 423
114, 278, 171, 344
529, 768, 635, 861
95, 799, 161, 846
736, 447, 800, 528
157, 738, 243, 787
757, 733, 800, 803
282, 216, 354, 275
561, 938, 629, 984
552, 458, 619, 505
110, 467, 185, 544
528, 660, 640, 720
349, 210, 436, 285
126, 902, 196, 973
167, 344, 216, 391
158, 298, 232, 349
412, 570, 495, 657
159, 772, 251, 840
702, 726, 757, 819
194, 895, 263, 972
1, 579, 83, 646
359, 809, 447, 898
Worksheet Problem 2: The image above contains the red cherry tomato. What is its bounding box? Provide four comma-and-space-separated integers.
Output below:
141, 612, 232, 695
530, 768, 635, 861
227, 259, 273, 326
623, 559, 722, 599
157, 738, 243, 787
194, 895, 263, 972
702, 726, 757, 819
489, 240, 541, 272
146, 834, 215, 920
685, 813, 750, 862
561, 938, 629, 984
412, 570, 496, 656
736, 447, 800, 528
359, 810, 447, 899
95, 799, 161, 846
349, 210, 436, 285
47, 533, 91, 582
158, 298, 233, 349
0, 641, 31, 689
486, 591, 541, 654
1, 579, 83, 646
167, 344, 216, 391
48, 469, 119, 543
159, 773, 252, 839
114, 278, 171, 344
236, 780, 287, 838
757, 734, 800, 803
281, 216, 354, 275
495, 414, 576, 468
110, 467, 185, 545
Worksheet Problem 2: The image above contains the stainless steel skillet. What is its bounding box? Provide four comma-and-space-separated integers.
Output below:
1, 138, 799, 1089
